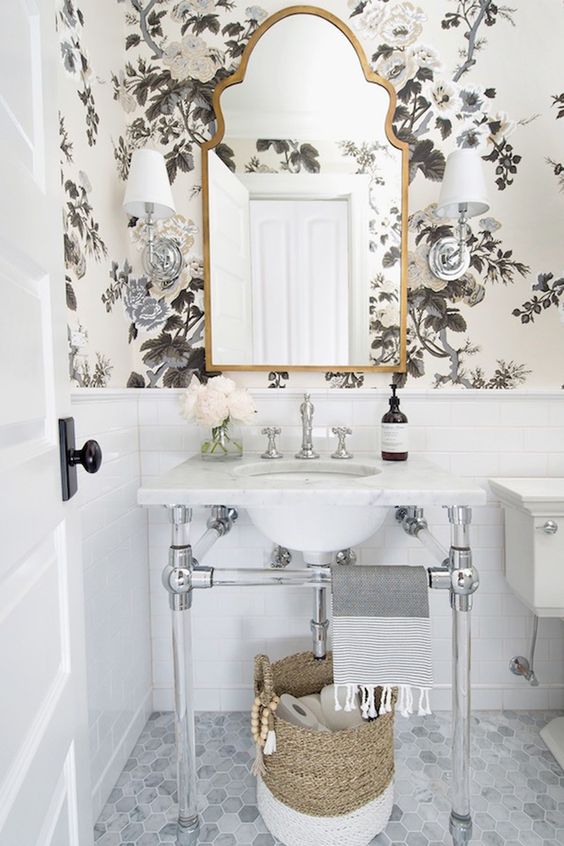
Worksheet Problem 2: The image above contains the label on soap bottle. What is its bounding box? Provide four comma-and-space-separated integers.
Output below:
381, 423, 409, 453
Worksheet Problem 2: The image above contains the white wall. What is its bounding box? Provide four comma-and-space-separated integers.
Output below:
138, 388, 564, 713
72, 392, 152, 820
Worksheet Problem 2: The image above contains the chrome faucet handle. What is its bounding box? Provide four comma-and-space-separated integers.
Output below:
331, 426, 353, 459
261, 426, 283, 459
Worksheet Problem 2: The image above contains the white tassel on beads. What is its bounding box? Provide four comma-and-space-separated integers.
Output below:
264, 730, 276, 756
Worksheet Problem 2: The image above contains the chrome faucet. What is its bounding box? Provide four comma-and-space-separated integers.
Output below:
295, 393, 319, 459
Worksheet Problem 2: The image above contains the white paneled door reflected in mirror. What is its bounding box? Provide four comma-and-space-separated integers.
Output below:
202, 7, 408, 373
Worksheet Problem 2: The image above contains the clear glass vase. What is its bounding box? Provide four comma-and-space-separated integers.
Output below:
200, 420, 243, 461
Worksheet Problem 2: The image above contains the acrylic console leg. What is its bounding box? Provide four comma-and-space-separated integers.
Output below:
163, 505, 199, 845
447, 506, 479, 846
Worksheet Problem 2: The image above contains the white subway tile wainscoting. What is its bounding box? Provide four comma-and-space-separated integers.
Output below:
72, 392, 153, 821
74, 388, 564, 742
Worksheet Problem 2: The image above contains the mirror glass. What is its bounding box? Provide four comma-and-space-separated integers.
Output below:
203, 10, 407, 371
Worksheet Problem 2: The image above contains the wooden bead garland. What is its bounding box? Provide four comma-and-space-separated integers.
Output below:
251, 694, 279, 776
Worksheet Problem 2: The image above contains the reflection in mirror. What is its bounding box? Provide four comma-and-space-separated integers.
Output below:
203, 9, 407, 371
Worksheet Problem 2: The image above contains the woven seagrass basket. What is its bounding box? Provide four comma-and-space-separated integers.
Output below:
253, 652, 395, 846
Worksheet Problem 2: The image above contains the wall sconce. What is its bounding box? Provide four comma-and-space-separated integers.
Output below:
429, 148, 489, 281
123, 148, 183, 291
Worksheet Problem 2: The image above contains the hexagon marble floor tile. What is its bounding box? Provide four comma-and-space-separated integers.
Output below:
95, 710, 564, 846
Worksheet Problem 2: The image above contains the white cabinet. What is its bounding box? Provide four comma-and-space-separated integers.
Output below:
489, 478, 564, 617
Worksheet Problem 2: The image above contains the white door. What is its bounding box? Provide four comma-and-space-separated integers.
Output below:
208, 152, 253, 364
249, 199, 349, 364
0, 3, 92, 845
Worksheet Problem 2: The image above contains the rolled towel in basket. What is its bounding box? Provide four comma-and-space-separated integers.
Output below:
331, 564, 433, 718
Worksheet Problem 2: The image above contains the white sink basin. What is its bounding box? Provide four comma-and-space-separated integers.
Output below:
233, 460, 386, 559
235, 459, 378, 483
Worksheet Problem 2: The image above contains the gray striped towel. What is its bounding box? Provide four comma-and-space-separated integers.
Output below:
331, 564, 433, 718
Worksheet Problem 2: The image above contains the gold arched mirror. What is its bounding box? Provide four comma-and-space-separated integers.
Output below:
202, 5, 408, 372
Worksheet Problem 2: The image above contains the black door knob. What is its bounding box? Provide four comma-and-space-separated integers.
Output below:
69, 440, 103, 474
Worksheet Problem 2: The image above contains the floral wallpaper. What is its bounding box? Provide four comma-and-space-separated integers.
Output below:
57, 0, 564, 390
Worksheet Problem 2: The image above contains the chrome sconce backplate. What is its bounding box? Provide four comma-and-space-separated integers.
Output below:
142, 236, 183, 292
428, 235, 471, 282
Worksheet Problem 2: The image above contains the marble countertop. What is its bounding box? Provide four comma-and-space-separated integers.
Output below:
138, 454, 486, 508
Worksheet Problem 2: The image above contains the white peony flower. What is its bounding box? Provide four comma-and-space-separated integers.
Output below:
194, 389, 229, 427
380, 2, 426, 48
373, 304, 400, 328
409, 204, 438, 232
181, 34, 209, 57
479, 216, 501, 233
162, 42, 192, 80
353, 2, 386, 39
377, 49, 417, 89
227, 389, 256, 424
186, 0, 216, 14
158, 215, 197, 255
429, 79, 460, 117
408, 245, 448, 292
208, 375, 237, 396
487, 111, 516, 144
186, 53, 217, 83
408, 44, 441, 71
179, 380, 206, 421
246, 6, 268, 23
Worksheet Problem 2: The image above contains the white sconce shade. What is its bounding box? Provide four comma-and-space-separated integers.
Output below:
435, 149, 489, 219
123, 149, 176, 219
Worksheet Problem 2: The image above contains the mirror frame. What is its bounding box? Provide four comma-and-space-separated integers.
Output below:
201, 4, 409, 373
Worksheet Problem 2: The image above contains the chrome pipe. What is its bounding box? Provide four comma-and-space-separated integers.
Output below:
311, 584, 329, 659
191, 506, 238, 564
396, 506, 448, 566
210, 567, 332, 588
170, 505, 192, 547
417, 527, 448, 566
192, 527, 220, 563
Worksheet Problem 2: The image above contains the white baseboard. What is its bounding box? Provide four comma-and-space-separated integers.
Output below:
91, 690, 152, 823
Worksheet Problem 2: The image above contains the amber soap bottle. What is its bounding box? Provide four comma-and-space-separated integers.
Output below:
381, 384, 408, 461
